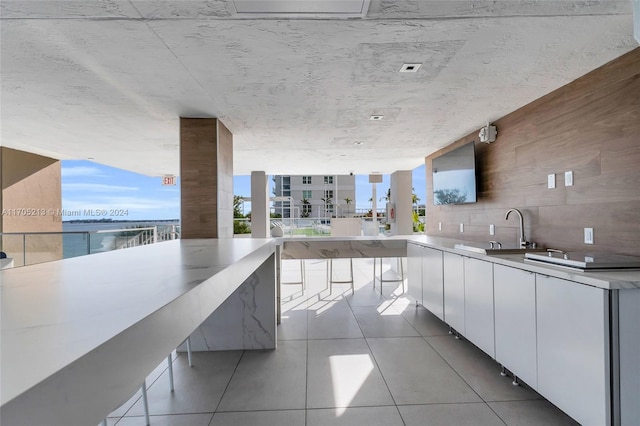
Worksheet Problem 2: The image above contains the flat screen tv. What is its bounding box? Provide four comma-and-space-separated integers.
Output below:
432, 141, 477, 205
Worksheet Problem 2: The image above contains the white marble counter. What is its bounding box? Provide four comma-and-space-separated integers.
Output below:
407, 235, 640, 290
1, 238, 276, 426
280, 236, 406, 259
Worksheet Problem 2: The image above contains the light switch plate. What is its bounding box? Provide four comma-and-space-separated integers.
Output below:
459, 223, 464, 233
548, 173, 556, 189
565, 171, 573, 187
438, 222, 442, 231
584, 228, 594, 244
489, 224, 495, 235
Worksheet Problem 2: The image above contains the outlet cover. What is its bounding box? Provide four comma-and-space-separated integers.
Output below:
565, 171, 574, 187
489, 224, 495, 235
548, 173, 556, 189
584, 228, 594, 244
459, 223, 464, 233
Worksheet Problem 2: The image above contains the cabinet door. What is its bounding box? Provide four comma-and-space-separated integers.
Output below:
537, 275, 609, 426
406, 243, 423, 305
422, 247, 444, 320
443, 252, 465, 333
463, 258, 495, 357
494, 264, 537, 388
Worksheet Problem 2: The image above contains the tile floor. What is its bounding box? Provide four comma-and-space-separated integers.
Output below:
106, 258, 579, 426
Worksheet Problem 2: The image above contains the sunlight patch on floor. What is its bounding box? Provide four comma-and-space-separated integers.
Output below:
329, 354, 374, 415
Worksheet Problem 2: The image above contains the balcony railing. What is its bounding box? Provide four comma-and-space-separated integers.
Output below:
0, 225, 180, 269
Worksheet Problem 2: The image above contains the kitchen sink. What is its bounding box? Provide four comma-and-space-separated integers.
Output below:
454, 243, 546, 256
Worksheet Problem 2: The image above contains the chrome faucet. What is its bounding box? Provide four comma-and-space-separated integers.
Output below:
505, 208, 528, 248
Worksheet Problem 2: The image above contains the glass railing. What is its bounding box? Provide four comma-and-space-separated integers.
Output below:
1, 225, 180, 269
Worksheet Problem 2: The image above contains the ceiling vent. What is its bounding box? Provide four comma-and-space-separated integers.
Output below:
399, 63, 422, 73
233, 0, 370, 18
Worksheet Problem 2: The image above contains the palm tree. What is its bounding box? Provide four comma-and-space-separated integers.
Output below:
343, 197, 352, 217
300, 198, 311, 218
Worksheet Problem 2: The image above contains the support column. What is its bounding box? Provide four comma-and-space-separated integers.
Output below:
634, 0, 640, 43
251, 171, 269, 238
180, 118, 233, 239
390, 170, 413, 235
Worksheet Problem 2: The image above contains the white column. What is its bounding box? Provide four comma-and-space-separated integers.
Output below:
251, 171, 269, 238
634, 0, 640, 43
390, 170, 413, 235
369, 174, 382, 236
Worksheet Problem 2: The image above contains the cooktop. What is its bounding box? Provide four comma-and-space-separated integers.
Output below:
524, 251, 640, 270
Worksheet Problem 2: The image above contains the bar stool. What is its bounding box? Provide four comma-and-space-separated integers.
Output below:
281, 259, 306, 291
102, 337, 193, 426
328, 258, 354, 295
373, 257, 405, 295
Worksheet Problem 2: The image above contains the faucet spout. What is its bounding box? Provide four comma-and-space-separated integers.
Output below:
505, 208, 527, 248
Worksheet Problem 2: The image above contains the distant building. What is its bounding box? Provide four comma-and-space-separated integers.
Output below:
272, 175, 356, 219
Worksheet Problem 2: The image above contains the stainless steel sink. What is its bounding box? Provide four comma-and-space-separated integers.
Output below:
454, 243, 546, 256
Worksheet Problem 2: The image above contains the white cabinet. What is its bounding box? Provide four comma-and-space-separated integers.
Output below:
422, 247, 444, 320
406, 243, 423, 305
536, 275, 609, 426
463, 258, 495, 358
494, 264, 537, 388
443, 252, 465, 333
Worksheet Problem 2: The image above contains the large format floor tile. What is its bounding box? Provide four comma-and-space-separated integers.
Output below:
216, 340, 307, 411
113, 413, 213, 426
307, 339, 394, 409
209, 410, 305, 426
426, 335, 540, 402
488, 400, 580, 426
278, 308, 308, 341
398, 403, 506, 426
367, 337, 481, 405
307, 406, 404, 426
307, 306, 363, 339
394, 304, 451, 337
351, 306, 420, 338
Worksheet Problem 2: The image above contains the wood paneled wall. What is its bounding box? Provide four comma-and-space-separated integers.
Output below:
425, 47, 640, 256
180, 118, 233, 239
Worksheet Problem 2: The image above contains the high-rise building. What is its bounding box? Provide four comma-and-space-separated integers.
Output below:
272, 175, 356, 219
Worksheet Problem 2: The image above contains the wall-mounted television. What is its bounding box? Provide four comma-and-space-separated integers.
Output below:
432, 141, 477, 205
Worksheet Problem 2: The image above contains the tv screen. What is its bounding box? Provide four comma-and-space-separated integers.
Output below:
432, 142, 477, 205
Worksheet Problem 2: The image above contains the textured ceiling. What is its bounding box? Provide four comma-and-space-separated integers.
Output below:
0, 1, 637, 176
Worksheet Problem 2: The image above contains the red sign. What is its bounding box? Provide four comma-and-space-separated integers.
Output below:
162, 175, 176, 186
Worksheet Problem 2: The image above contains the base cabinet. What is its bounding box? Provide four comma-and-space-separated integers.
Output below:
443, 252, 465, 333
406, 243, 423, 305
422, 247, 444, 320
494, 265, 537, 388
463, 258, 495, 358
536, 275, 609, 426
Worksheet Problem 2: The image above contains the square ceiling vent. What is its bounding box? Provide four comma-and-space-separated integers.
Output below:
233, 0, 370, 17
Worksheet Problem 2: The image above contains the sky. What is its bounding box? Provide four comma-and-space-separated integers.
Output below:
61, 160, 426, 221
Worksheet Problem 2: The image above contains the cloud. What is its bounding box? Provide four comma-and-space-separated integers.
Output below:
61, 166, 106, 178
63, 183, 139, 192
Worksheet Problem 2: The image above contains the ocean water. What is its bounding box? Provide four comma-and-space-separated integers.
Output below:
62, 221, 179, 258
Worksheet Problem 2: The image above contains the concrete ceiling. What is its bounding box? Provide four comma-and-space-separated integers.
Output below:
1, 1, 637, 176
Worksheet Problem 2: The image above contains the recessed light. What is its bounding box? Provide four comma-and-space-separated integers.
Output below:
369, 115, 384, 121
400, 63, 422, 73
354, 141, 364, 145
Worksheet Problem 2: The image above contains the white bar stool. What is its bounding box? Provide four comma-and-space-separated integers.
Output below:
373, 257, 405, 295
328, 258, 354, 295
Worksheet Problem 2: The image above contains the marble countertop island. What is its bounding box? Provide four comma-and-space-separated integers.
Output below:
1, 238, 276, 426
